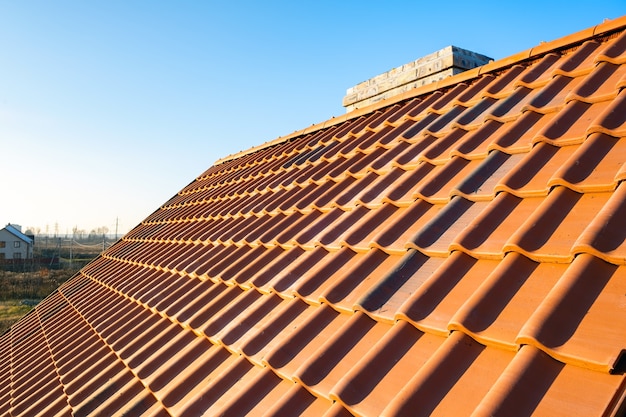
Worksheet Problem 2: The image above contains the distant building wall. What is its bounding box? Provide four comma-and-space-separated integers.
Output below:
0, 227, 33, 260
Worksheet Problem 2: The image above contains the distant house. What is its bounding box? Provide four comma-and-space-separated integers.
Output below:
0, 224, 33, 260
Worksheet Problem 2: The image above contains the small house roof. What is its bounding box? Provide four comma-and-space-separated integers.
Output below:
2, 224, 33, 245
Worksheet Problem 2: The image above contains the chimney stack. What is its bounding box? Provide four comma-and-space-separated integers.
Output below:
342, 46, 492, 112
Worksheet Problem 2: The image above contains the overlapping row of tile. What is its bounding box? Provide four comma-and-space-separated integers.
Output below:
2, 17, 626, 417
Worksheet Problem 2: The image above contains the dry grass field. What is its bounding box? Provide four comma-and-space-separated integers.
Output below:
0, 300, 31, 335
0, 267, 84, 334
0, 237, 111, 334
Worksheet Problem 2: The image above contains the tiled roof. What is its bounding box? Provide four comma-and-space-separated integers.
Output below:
2, 224, 33, 244
3, 17, 626, 417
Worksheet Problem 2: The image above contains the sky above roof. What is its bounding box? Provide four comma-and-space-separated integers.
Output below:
0, 0, 624, 235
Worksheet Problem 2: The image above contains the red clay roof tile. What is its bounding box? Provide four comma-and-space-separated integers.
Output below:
4, 15, 626, 417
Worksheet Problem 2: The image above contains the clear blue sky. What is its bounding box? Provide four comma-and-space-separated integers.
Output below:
1, 1, 624, 235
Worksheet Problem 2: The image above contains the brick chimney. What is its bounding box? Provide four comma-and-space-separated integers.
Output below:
342, 46, 493, 112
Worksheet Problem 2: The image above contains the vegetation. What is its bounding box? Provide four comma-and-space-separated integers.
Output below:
0, 300, 31, 335
0, 235, 108, 335
0, 268, 80, 334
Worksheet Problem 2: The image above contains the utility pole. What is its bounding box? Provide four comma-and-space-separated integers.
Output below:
115, 217, 119, 241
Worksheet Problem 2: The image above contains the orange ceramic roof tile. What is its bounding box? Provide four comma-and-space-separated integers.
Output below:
588, 88, 626, 137
573, 180, 626, 264
517, 253, 626, 372
549, 133, 626, 192
491, 110, 558, 153
377, 331, 515, 417
449, 192, 542, 258
395, 251, 501, 335
368, 201, 441, 254
504, 187, 613, 262
330, 321, 445, 416
496, 142, 578, 197
4, 16, 626, 417
474, 345, 626, 417
293, 312, 388, 395
287, 247, 362, 300
448, 252, 568, 349
555, 39, 602, 76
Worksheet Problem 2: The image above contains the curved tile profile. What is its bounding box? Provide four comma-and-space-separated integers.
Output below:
449, 192, 535, 258
492, 110, 557, 153
534, 100, 607, 145
567, 61, 626, 103
548, 133, 626, 192
396, 251, 501, 335
595, 29, 626, 64
503, 187, 612, 262
516, 254, 626, 372
294, 312, 391, 397
448, 252, 567, 349
472, 345, 626, 417
379, 331, 514, 417
587, 88, 626, 138
407, 196, 475, 256
496, 142, 576, 197
413, 156, 478, 203
369, 199, 441, 254
572, 180, 626, 263
453, 150, 516, 201
329, 321, 442, 417
3, 16, 626, 417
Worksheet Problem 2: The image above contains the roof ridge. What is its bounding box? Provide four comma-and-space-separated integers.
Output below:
215, 15, 626, 166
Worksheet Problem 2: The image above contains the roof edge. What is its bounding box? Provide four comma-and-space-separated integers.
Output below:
3, 224, 33, 243
215, 15, 626, 166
